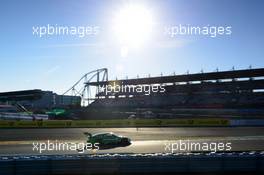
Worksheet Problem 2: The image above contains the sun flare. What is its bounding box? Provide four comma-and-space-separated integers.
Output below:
113, 5, 153, 47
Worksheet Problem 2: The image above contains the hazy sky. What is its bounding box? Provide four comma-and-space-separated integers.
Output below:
1, 0, 264, 94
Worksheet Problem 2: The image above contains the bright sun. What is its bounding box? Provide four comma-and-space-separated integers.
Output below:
113, 5, 153, 47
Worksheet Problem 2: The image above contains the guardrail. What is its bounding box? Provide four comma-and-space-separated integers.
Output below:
0, 152, 263, 174
0, 118, 263, 128
0, 118, 230, 128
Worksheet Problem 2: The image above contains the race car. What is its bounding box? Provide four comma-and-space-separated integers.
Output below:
84, 132, 131, 150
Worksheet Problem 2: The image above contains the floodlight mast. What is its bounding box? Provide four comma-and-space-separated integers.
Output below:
63, 68, 108, 106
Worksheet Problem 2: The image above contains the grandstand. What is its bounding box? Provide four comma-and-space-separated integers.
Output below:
0, 90, 81, 111
82, 68, 264, 119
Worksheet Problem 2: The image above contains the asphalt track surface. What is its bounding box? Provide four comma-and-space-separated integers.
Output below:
0, 127, 263, 155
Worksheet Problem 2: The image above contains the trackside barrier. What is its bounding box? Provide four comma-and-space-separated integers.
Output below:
230, 119, 264, 126
0, 152, 263, 174
0, 119, 230, 128
0, 118, 264, 128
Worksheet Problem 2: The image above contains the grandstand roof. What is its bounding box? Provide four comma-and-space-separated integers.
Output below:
87, 68, 264, 86
0, 89, 43, 102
